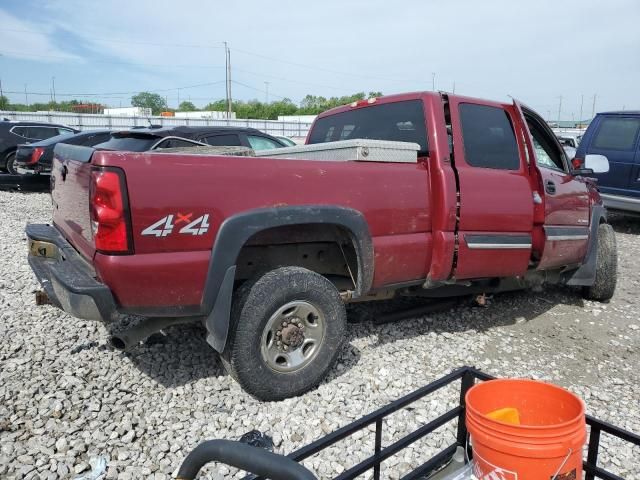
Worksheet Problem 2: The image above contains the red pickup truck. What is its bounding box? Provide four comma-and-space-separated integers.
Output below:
27, 92, 617, 400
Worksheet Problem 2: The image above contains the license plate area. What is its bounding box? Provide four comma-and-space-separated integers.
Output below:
28, 239, 58, 259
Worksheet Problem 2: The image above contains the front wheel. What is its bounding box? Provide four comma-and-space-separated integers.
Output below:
221, 267, 346, 401
582, 223, 617, 302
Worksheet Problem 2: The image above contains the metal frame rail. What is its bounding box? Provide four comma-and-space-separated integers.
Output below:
244, 366, 639, 480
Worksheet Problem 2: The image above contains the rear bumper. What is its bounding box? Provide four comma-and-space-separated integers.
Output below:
600, 193, 640, 213
26, 223, 117, 322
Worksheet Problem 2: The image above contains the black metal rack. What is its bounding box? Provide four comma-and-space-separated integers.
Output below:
178, 366, 640, 480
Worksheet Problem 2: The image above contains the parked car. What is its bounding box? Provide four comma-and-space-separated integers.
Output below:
556, 134, 582, 148
0, 121, 79, 173
27, 92, 615, 400
15, 130, 112, 174
93, 126, 287, 152
574, 111, 640, 213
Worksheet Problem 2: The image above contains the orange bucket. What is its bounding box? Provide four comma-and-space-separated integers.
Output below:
466, 379, 586, 480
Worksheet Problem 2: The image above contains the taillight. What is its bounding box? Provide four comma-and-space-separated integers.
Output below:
571, 157, 584, 170
29, 147, 45, 165
89, 168, 133, 254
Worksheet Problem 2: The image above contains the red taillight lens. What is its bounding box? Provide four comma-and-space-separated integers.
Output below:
29, 147, 45, 165
571, 157, 584, 169
89, 168, 132, 254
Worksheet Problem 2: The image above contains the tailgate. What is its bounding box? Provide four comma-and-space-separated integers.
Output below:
51, 143, 96, 261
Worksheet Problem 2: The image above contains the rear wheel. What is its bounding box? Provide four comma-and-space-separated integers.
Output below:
221, 267, 346, 401
5, 152, 17, 174
582, 223, 617, 302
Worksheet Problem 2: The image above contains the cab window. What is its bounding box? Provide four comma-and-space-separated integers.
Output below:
459, 104, 520, 170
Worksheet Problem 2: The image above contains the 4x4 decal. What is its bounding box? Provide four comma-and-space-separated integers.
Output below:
142, 213, 210, 237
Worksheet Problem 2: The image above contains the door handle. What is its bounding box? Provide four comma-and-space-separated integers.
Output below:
545, 180, 556, 195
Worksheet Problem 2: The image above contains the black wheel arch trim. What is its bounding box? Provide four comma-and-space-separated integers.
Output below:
566, 205, 607, 286
201, 205, 374, 352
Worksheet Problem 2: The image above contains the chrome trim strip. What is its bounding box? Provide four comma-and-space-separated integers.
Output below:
546, 235, 589, 241
466, 243, 532, 250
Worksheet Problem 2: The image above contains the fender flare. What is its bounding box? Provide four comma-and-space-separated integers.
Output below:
566, 204, 607, 286
201, 205, 374, 352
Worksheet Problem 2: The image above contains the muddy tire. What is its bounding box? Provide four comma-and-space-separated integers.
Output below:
582, 223, 617, 302
221, 267, 346, 401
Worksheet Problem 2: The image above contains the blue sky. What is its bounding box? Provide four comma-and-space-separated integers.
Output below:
1, 0, 639, 119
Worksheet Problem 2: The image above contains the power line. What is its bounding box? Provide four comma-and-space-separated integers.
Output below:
1, 28, 225, 50
0, 50, 225, 69
2, 80, 226, 98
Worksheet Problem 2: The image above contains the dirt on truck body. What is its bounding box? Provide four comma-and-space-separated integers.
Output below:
26, 91, 617, 400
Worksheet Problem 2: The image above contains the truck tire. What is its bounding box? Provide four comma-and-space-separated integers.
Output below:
582, 223, 617, 302
221, 267, 346, 401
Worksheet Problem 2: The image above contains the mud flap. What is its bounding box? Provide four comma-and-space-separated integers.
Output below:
566, 205, 606, 286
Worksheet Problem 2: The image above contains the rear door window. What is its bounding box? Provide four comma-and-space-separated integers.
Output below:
247, 135, 282, 150
592, 117, 640, 151
307, 100, 428, 154
459, 104, 521, 170
203, 134, 242, 146
26, 126, 60, 140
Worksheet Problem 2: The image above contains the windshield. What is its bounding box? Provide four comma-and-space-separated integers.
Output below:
307, 100, 428, 154
94, 133, 160, 152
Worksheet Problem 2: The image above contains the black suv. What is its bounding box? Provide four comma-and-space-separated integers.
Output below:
94, 126, 287, 152
0, 121, 79, 173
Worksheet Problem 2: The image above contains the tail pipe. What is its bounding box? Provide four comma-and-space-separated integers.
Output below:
110, 317, 198, 351
177, 440, 316, 480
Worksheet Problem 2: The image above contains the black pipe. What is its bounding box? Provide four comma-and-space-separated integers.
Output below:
110, 317, 198, 350
177, 440, 316, 480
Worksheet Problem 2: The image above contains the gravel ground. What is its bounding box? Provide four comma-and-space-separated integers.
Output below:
1, 191, 639, 479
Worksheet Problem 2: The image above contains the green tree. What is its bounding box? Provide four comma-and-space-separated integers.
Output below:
178, 101, 197, 112
0, 95, 9, 110
131, 92, 167, 115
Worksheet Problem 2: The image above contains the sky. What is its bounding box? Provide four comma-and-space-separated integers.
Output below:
0, 0, 639, 120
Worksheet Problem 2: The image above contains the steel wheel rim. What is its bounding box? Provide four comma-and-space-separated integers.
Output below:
260, 300, 325, 373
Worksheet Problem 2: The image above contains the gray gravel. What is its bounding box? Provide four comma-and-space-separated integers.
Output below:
1, 191, 639, 479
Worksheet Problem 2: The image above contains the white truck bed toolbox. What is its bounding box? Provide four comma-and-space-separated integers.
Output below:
255, 139, 420, 163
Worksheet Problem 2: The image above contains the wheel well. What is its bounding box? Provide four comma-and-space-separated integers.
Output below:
235, 223, 359, 291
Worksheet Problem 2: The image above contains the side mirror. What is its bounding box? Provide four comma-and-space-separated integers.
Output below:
584, 154, 609, 173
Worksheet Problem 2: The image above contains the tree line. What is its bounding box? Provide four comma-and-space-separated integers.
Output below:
0, 91, 383, 119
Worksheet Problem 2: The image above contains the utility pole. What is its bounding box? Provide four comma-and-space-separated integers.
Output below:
227, 45, 232, 119
556, 95, 562, 123
452, 81, 455, 94
24, 84, 28, 107
224, 41, 228, 115
52, 76, 56, 103
579, 94, 584, 123
264, 81, 269, 104
224, 41, 232, 119
431, 72, 436, 91
591, 94, 597, 119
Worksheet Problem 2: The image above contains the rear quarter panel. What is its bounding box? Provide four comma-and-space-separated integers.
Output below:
91, 151, 433, 307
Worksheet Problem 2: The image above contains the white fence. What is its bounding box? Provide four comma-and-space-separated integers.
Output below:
0, 111, 313, 138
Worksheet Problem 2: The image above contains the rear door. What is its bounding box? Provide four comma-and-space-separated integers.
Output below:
518, 106, 591, 269
584, 115, 640, 194
448, 98, 534, 280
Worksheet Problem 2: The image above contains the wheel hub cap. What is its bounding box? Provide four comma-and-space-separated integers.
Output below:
260, 300, 326, 373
